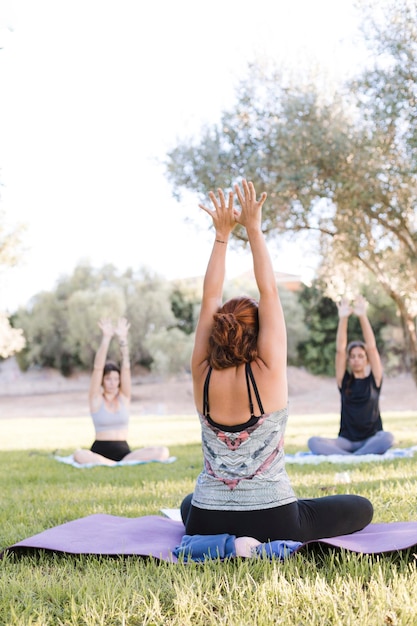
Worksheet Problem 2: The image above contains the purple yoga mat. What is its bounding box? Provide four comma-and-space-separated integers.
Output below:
6, 514, 185, 562
303, 521, 417, 554
4, 515, 417, 561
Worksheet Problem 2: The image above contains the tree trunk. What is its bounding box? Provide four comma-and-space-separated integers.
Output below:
393, 295, 417, 389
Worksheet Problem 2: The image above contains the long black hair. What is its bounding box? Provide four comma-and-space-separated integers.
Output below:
344, 340, 368, 395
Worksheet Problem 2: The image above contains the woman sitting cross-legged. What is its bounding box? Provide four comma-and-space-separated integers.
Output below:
179, 178, 373, 544
307, 295, 394, 456
74, 317, 170, 466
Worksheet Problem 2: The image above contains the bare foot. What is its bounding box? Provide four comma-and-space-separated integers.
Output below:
235, 536, 261, 557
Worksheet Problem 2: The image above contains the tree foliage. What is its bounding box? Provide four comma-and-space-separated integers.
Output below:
0, 209, 25, 271
170, 286, 199, 336
0, 312, 25, 358
297, 284, 339, 376
11, 258, 313, 376
0, 207, 26, 359
13, 262, 190, 376
10, 259, 404, 380
144, 327, 194, 376
296, 277, 402, 376
165, 0, 417, 385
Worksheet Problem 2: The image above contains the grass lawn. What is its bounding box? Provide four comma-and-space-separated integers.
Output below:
1, 411, 416, 625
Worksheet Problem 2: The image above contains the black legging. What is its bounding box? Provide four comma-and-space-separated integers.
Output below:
180, 493, 373, 543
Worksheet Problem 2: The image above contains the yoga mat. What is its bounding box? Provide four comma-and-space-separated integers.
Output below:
304, 521, 417, 554
285, 446, 417, 465
4, 515, 417, 561
53, 455, 177, 468
4, 515, 185, 562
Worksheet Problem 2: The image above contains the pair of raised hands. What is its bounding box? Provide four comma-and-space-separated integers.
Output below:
337, 295, 368, 319
199, 179, 267, 237
98, 317, 130, 341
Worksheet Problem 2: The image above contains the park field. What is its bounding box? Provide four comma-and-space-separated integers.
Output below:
1, 406, 417, 625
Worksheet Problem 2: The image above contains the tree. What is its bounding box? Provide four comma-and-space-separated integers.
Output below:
297, 284, 339, 376
0, 312, 25, 358
297, 277, 402, 376
169, 281, 201, 335
144, 327, 194, 376
0, 208, 24, 270
326, 0, 417, 381
125, 270, 178, 369
14, 262, 127, 373
13, 262, 182, 375
14, 292, 74, 374
65, 287, 126, 370
0, 208, 26, 359
165, 0, 417, 385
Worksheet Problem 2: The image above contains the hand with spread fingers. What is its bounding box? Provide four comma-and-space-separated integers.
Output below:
337, 298, 352, 319
234, 178, 267, 232
199, 187, 238, 242
352, 294, 368, 318
114, 317, 130, 342
98, 318, 115, 338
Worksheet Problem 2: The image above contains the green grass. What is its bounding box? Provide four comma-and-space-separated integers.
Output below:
1, 412, 417, 625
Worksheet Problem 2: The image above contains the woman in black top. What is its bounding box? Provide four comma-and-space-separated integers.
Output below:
308, 295, 394, 456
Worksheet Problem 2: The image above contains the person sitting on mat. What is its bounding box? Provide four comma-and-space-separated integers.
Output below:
307, 295, 394, 456
179, 178, 373, 543
74, 317, 170, 466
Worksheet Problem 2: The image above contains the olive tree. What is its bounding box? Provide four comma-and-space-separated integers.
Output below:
165, 0, 417, 385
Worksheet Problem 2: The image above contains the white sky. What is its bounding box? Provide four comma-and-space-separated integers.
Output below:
0, 0, 369, 313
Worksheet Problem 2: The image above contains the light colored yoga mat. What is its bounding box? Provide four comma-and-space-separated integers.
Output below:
53, 454, 177, 468
285, 446, 417, 465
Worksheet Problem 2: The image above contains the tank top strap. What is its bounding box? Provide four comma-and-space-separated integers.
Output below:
245, 362, 265, 416
203, 366, 213, 416
203, 363, 264, 418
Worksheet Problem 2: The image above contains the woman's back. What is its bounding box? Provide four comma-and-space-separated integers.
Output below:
193, 360, 287, 426
191, 181, 287, 426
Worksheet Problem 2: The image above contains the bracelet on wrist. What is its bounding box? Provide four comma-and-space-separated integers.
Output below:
215, 239, 228, 244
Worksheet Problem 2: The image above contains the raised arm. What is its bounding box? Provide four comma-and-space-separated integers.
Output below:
191, 187, 238, 373
89, 318, 114, 407
353, 295, 383, 386
114, 317, 132, 401
335, 298, 351, 387
234, 180, 285, 372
